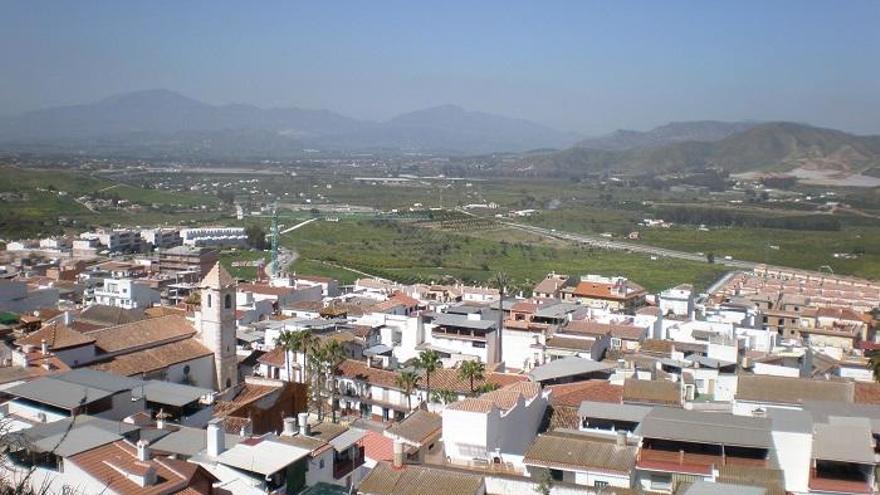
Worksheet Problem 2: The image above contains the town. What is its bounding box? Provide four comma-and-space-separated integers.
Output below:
0, 220, 878, 495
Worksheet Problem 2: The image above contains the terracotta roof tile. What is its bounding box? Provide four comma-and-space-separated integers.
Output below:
622, 379, 681, 407
15, 322, 95, 351
91, 338, 212, 376
86, 315, 196, 354
360, 430, 394, 462
855, 382, 880, 405
547, 380, 623, 408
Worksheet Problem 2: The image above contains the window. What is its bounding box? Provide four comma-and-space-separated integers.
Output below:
207, 294, 212, 308
594, 481, 609, 489
319, 459, 325, 469
224, 294, 232, 309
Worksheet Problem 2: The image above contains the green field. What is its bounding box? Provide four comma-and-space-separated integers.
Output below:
280, 218, 727, 292
0, 166, 224, 238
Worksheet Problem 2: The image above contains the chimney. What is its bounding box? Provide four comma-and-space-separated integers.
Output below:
392, 440, 405, 469
63, 311, 72, 326
239, 419, 252, 438
136, 439, 151, 461
616, 430, 627, 447
282, 416, 297, 436
40, 339, 49, 355
298, 412, 310, 436
206, 418, 225, 457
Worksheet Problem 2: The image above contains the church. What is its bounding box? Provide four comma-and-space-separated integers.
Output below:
10, 262, 240, 391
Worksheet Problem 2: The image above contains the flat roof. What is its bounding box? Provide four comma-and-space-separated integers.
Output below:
5, 370, 143, 409
577, 401, 652, 423
431, 313, 496, 331
641, 407, 771, 449
812, 421, 875, 464
527, 356, 613, 383
682, 481, 766, 495
328, 427, 367, 452
216, 435, 310, 475
142, 380, 212, 407
150, 426, 241, 457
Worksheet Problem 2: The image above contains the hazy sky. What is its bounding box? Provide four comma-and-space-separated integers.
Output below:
2, 0, 879, 135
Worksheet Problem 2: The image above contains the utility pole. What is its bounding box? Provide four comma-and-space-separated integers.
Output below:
270, 201, 279, 278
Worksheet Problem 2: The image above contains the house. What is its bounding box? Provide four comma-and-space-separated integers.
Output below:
157, 246, 219, 278
0, 278, 59, 313
526, 356, 614, 385
561, 319, 647, 353
523, 429, 637, 489
561, 275, 646, 313
635, 408, 772, 492
384, 409, 442, 463
659, 284, 694, 318
213, 377, 308, 435
442, 382, 547, 467
532, 273, 570, 299
278, 415, 369, 489
93, 278, 161, 309
424, 311, 499, 364
191, 419, 312, 494
578, 401, 652, 439
358, 461, 485, 495
733, 375, 854, 416
4, 369, 147, 423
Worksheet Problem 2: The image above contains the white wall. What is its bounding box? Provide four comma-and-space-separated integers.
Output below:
771, 430, 811, 493
503, 329, 543, 371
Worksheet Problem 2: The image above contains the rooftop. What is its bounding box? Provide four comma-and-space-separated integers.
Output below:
527, 356, 614, 383
386, 410, 442, 445
523, 431, 637, 474
641, 407, 772, 449
357, 461, 484, 495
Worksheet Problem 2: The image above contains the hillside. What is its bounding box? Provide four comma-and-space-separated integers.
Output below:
513, 122, 880, 177
576, 121, 759, 151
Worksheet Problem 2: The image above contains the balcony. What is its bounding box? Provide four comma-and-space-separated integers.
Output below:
636, 448, 767, 476
809, 468, 873, 494
432, 328, 487, 342
333, 446, 365, 479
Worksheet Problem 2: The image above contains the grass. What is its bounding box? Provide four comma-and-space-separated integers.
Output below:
219, 250, 268, 280
0, 166, 226, 238
280, 218, 727, 292
639, 226, 880, 279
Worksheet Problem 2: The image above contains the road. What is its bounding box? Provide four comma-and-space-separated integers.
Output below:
489, 216, 758, 269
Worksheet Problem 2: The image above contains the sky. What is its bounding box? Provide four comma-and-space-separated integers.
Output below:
2, 1, 879, 135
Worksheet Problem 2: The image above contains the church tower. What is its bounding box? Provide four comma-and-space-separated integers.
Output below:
199, 262, 238, 391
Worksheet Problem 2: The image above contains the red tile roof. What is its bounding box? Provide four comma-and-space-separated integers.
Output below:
360, 430, 394, 463
547, 380, 623, 408
854, 382, 880, 405
15, 322, 95, 351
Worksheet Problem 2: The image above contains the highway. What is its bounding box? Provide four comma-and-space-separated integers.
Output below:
495, 218, 758, 270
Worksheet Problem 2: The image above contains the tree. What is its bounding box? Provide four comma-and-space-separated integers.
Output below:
474, 382, 500, 394
321, 340, 346, 423
706, 252, 715, 264
457, 360, 485, 394
431, 389, 458, 405
415, 350, 442, 406
245, 224, 268, 250
275, 330, 304, 382
216, 190, 235, 205
533, 467, 554, 495
395, 370, 421, 412
870, 351, 880, 382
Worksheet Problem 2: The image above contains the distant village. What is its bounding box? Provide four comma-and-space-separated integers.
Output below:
1, 225, 879, 495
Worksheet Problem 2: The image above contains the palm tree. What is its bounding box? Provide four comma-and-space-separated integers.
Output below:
274, 330, 300, 382
415, 350, 441, 406
300, 330, 318, 384
395, 370, 421, 412
457, 360, 485, 394
431, 388, 458, 405
322, 340, 347, 422
870, 351, 880, 382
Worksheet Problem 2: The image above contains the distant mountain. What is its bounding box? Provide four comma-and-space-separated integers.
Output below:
515, 122, 880, 177
320, 105, 579, 154
575, 121, 759, 151
0, 90, 577, 155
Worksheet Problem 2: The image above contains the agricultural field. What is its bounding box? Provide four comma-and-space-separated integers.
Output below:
280, 218, 727, 292
0, 166, 225, 238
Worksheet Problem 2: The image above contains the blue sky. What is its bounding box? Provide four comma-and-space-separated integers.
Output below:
2, 0, 878, 134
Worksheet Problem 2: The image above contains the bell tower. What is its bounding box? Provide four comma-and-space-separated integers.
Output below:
199, 262, 238, 390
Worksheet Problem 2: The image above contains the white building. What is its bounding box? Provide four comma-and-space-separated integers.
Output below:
0, 279, 59, 313
442, 382, 547, 466
181, 227, 247, 248
141, 228, 182, 249
659, 284, 694, 318
93, 278, 161, 309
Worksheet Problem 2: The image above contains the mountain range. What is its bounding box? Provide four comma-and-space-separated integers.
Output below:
0, 90, 578, 155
